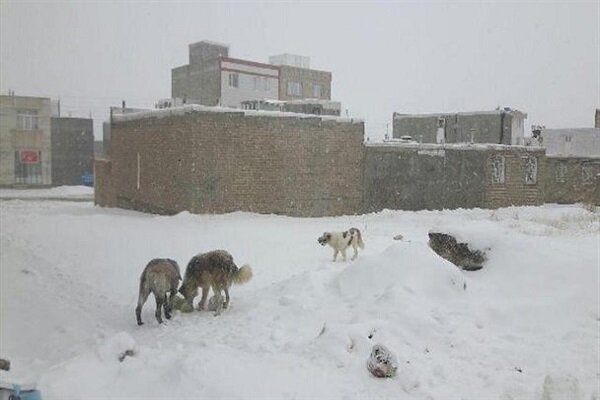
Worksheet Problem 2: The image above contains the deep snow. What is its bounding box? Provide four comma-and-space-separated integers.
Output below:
0, 200, 598, 399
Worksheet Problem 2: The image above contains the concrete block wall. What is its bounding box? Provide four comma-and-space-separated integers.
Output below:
51, 117, 94, 186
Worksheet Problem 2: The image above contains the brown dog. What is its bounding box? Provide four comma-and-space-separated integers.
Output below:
136, 258, 182, 325
179, 250, 253, 315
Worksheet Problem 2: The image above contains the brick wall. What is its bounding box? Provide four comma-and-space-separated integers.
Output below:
483, 149, 546, 208
278, 65, 332, 101
543, 157, 600, 205
94, 158, 115, 207
106, 110, 364, 216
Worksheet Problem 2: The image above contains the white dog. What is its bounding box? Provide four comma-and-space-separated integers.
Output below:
318, 228, 365, 261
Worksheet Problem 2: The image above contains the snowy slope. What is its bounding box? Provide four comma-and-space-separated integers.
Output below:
0, 201, 598, 399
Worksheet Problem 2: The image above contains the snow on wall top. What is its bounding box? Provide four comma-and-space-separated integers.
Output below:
365, 141, 545, 152
112, 104, 363, 124
394, 109, 528, 119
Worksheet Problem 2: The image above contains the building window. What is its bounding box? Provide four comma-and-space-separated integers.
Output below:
253, 76, 271, 91
228, 73, 239, 88
287, 81, 302, 97
313, 84, 322, 98
14, 150, 42, 184
582, 164, 595, 185
555, 162, 567, 183
490, 155, 505, 184
16, 109, 39, 130
525, 156, 538, 185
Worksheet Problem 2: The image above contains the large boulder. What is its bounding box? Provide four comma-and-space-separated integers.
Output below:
428, 232, 487, 271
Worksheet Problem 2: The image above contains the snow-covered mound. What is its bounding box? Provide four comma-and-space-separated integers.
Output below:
0, 202, 597, 399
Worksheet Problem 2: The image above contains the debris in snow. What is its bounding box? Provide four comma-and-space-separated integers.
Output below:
346, 338, 356, 353
367, 344, 398, 378
317, 323, 327, 338
393, 234, 404, 241
171, 294, 193, 313
367, 329, 376, 339
118, 349, 135, 362
206, 295, 224, 312
428, 232, 487, 271
0, 358, 10, 371
514, 367, 523, 373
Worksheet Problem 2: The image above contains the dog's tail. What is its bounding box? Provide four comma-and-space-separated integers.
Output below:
356, 230, 365, 250
233, 264, 253, 285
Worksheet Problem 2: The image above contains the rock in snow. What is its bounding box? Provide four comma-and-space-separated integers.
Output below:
367, 344, 398, 378
427, 232, 487, 271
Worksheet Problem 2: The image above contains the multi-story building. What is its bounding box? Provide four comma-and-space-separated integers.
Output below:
0, 93, 94, 186
0, 94, 53, 185
171, 41, 332, 108
393, 108, 527, 145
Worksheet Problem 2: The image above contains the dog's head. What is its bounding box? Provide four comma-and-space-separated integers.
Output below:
318, 232, 332, 246
178, 280, 196, 303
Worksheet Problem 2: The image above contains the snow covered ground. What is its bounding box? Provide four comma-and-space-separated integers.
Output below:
0, 186, 93, 200
0, 200, 598, 399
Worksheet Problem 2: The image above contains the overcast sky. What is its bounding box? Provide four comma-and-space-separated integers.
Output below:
1, 1, 598, 140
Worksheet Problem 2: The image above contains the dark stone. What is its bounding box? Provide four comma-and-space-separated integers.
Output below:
428, 232, 487, 271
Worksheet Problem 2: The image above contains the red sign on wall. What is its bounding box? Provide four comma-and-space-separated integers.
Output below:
20, 150, 40, 164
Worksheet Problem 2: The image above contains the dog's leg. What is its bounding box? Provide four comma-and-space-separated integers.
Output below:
213, 286, 224, 316
333, 249, 339, 262
341, 248, 347, 261
223, 287, 230, 309
163, 294, 172, 320
154, 295, 164, 324
351, 243, 358, 261
197, 285, 209, 310
136, 286, 151, 326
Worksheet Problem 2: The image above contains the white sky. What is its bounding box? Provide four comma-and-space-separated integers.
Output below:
1, 1, 598, 140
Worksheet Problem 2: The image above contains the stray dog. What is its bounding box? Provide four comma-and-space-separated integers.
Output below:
179, 250, 253, 315
318, 227, 365, 261
136, 258, 181, 325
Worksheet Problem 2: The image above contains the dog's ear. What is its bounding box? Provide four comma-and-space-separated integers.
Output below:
326, 233, 331, 239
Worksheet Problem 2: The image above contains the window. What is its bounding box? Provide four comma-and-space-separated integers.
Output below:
287, 81, 302, 97
313, 84, 322, 98
16, 109, 39, 130
555, 162, 567, 183
228, 73, 239, 88
253, 77, 271, 91
525, 156, 538, 184
490, 155, 505, 184
582, 164, 595, 185
14, 150, 42, 184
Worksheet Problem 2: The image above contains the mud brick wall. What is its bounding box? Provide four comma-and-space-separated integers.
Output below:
544, 157, 600, 205
482, 148, 546, 208
365, 144, 546, 211
94, 158, 115, 207
105, 111, 364, 216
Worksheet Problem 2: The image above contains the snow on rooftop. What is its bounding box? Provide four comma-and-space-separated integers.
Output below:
112, 104, 362, 124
